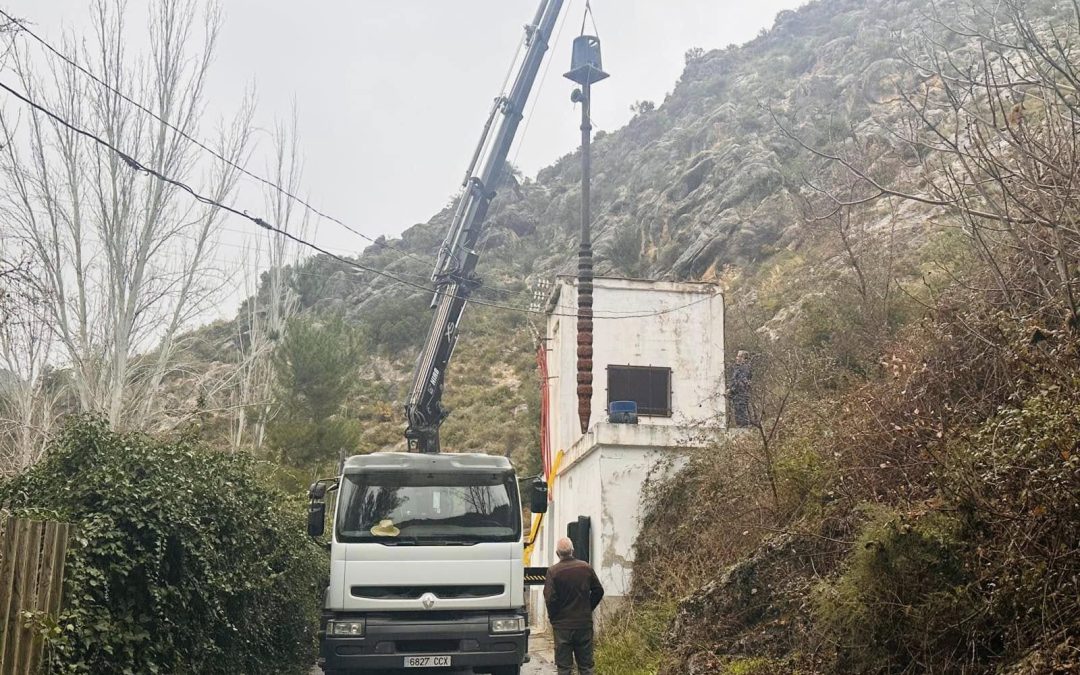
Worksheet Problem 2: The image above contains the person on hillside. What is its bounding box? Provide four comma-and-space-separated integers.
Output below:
544, 537, 604, 675
728, 350, 753, 427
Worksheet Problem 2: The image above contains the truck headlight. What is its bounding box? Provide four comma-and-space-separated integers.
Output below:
490, 617, 525, 634
328, 619, 365, 637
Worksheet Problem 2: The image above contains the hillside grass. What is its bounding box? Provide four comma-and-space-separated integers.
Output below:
595, 602, 677, 675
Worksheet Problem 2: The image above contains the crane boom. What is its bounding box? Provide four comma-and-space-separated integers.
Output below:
405, 0, 565, 454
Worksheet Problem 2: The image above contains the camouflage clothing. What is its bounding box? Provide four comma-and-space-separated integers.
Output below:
728, 359, 752, 427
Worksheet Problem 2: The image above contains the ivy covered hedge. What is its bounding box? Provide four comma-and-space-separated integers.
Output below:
0, 418, 325, 674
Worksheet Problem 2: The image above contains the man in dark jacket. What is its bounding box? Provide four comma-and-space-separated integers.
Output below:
728, 349, 753, 427
544, 537, 604, 675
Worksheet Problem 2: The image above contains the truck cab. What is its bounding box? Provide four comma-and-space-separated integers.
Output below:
310, 452, 537, 674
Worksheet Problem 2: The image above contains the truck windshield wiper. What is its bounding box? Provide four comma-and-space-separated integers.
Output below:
375, 536, 418, 546
375, 537, 483, 546
442, 535, 484, 545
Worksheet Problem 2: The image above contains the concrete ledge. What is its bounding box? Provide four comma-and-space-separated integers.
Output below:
561, 422, 715, 472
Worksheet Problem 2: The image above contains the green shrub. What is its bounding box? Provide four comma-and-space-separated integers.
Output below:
595, 601, 676, 675
774, 444, 830, 516
721, 657, 786, 674
0, 418, 325, 674
940, 389, 1080, 662
813, 506, 978, 673
357, 292, 431, 356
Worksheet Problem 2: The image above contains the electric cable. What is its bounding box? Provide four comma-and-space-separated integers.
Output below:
0, 8, 540, 302
0, 8, 573, 302
0, 79, 714, 321
0, 8, 435, 268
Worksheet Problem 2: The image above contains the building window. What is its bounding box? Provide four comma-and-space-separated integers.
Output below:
606, 365, 672, 417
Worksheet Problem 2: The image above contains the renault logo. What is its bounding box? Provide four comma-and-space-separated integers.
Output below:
421, 593, 436, 610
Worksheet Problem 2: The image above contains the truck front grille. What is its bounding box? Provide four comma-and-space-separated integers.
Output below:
351, 585, 504, 600
395, 639, 460, 653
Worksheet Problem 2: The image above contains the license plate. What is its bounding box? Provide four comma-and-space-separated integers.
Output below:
404, 655, 452, 668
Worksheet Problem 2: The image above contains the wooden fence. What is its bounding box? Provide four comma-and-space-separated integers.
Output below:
0, 516, 70, 675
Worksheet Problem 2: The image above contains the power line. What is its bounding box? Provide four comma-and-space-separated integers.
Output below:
0, 8, 435, 267
0, 7, 540, 300
0, 80, 441, 291
204, 237, 531, 303
0, 78, 716, 321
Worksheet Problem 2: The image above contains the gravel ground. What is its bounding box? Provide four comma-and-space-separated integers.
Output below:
523, 632, 557, 674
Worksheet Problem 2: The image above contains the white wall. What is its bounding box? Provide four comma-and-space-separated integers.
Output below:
528, 444, 603, 628
530, 278, 726, 627
535, 425, 699, 607
545, 277, 726, 455
596, 445, 687, 597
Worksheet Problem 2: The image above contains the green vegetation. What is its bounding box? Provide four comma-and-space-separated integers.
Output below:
721, 657, 788, 675
812, 509, 974, 673
356, 292, 432, 357
268, 314, 364, 466
609, 280, 1080, 673
0, 418, 324, 674
595, 602, 676, 675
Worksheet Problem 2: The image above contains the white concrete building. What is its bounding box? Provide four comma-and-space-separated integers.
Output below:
528, 276, 725, 624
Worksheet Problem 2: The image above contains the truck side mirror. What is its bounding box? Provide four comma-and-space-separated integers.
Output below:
309, 481, 327, 500
308, 501, 326, 538
529, 479, 548, 514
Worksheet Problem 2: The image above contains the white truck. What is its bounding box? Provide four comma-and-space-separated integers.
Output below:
308, 1, 566, 670
308, 453, 548, 674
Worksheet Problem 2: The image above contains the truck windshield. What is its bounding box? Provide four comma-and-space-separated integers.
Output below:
336, 470, 521, 544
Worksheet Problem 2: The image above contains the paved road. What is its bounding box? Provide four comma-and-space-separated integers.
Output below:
312, 632, 557, 675
522, 632, 556, 674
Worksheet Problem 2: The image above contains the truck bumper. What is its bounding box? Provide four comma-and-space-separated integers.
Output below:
319, 612, 528, 672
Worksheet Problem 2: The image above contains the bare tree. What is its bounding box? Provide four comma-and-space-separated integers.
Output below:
0, 250, 63, 473
0, 0, 254, 429
229, 112, 311, 452
0, 253, 29, 328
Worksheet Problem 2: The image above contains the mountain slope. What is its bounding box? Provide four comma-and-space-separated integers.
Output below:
188, 0, 1070, 471
216, 0, 951, 468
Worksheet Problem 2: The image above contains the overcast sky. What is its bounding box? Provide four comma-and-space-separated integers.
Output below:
6, 0, 804, 262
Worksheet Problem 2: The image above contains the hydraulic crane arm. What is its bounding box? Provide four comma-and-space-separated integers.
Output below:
405, 0, 565, 454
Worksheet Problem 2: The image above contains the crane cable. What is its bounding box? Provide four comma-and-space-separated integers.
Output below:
580, 0, 600, 38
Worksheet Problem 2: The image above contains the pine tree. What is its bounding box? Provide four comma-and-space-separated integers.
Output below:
268, 315, 363, 466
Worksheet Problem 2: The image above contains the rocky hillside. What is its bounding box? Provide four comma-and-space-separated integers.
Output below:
191, 0, 976, 469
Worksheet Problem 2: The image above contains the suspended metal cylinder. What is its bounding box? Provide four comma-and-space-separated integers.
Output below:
565, 35, 609, 85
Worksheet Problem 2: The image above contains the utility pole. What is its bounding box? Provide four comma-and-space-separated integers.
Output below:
565, 35, 608, 435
